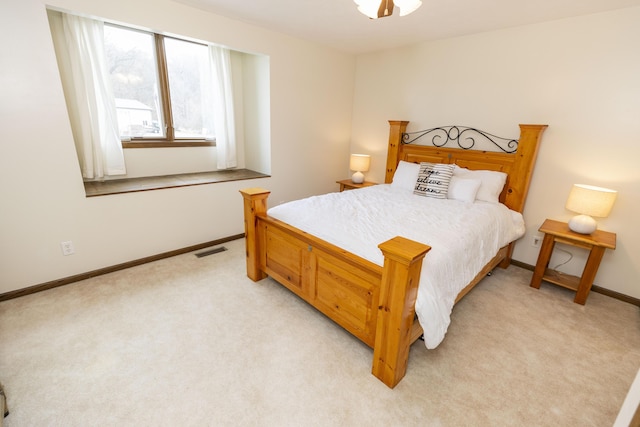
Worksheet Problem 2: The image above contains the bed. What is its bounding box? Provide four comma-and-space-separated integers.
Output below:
240, 120, 547, 388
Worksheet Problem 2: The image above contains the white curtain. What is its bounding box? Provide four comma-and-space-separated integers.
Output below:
207, 46, 237, 170
49, 12, 126, 180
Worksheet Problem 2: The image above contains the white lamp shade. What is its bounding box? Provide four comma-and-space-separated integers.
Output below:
565, 184, 617, 234
393, 0, 422, 16
354, 0, 380, 18
349, 154, 370, 173
565, 184, 617, 218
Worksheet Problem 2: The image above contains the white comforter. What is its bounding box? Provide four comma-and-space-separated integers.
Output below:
267, 184, 525, 349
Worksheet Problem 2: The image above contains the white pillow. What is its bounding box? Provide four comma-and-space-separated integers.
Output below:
413, 162, 455, 199
447, 176, 482, 203
391, 161, 420, 191
453, 165, 507, 204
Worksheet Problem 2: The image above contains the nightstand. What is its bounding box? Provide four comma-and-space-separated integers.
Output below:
529, 219, 616, 304
336, 179, 377, 192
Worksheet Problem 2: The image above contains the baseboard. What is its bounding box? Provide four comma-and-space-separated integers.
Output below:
4, 244, 637, 308
510, 260, 640, 307
0, 234, 245, 302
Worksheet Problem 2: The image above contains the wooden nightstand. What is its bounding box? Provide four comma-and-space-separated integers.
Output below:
336, 179, 377, 192
529, 219, 616, 304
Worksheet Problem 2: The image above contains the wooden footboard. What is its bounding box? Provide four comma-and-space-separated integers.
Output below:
240, 188, 430, 388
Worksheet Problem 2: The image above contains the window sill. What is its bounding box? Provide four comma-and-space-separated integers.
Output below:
84, 169, 269, 197
122, 140, 215, 148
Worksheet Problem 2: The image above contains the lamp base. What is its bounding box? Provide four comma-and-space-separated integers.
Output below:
351, 171, 364, 184
568, 214, 597, 234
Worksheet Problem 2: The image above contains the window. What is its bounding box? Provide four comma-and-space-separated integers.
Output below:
48, 9, 256, 181
104, 24, 214, 147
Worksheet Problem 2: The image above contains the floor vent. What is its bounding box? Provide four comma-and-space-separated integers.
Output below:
195, 246, 227, 258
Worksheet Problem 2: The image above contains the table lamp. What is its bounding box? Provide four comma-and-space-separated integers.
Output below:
565, 184, 617, 234
349, 154, 370, 184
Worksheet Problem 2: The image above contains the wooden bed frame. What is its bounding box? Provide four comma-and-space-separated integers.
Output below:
240, 121, 547, 388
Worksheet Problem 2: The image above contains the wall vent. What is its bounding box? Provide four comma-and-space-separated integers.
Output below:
195, 246, 227, 258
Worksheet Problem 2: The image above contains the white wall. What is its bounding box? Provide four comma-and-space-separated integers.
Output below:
0, 0, 355, 293
351, 8, 640, 299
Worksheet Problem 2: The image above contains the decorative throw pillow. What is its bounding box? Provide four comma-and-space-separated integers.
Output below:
447, 176, 482, 203
391, 161, 420, 192
453, 165, 507, 204
413, 163, 454, 199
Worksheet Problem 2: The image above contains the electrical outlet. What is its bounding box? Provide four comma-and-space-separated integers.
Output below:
531, 236, 542, 248
60, 241, 75, 256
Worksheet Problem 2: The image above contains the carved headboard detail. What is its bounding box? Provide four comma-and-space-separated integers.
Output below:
384, 121, 548, 213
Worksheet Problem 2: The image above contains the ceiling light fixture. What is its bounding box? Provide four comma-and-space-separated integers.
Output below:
354, 0, 422, 19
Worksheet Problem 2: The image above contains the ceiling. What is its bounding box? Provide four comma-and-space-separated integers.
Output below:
175, 0, 640, 54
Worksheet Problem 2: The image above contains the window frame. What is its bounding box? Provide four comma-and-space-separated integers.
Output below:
106, 25, 216, 149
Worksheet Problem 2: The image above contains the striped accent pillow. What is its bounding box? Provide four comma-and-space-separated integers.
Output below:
413, 163, 455, 199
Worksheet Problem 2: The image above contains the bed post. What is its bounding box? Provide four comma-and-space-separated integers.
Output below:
385, 120, 410, 184
239, 188, 270, 281
500, 124, 547, 267
505, 124, 548, 213
373, 236, 431, 388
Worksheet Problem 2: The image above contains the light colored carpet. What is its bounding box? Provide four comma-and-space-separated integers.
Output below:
0, 238, 638, 426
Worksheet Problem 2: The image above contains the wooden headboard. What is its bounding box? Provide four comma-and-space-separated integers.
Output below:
384, 121, 548, 213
